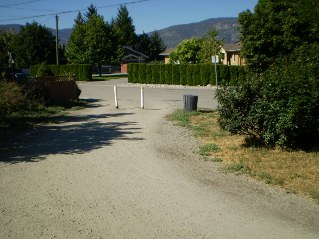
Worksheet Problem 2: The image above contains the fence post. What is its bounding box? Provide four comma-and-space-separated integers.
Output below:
141, 87, 144, 109
114, 86, 118, 108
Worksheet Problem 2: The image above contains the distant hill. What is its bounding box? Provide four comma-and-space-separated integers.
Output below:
0, 17, 240, 48
155, 17, 240, 49
0, 24, 72, 45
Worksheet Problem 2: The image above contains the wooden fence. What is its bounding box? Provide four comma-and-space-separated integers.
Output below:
28, 75, 78, 102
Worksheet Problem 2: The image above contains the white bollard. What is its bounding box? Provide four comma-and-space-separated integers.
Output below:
141, 87, 144, 109
114, 85, 118, 108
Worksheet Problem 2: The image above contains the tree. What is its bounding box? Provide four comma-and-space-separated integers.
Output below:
14, 22, 56, 68
74, 12, 84, 25
112, 5, 136, 46
84, 4, 98, 22
238, 0, 313, 72
170, 37, 202, 64
0, 31, 16, 78
199, 29, 223, 63
112, 5, 137, 63
149, 31, 166, 61
66, 16, 87, 64
134, 32, 152, 56
83, 15, 114, 76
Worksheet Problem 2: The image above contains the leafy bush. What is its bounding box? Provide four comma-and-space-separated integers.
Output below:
217, 44, 319, 149
0, 81, 27, 120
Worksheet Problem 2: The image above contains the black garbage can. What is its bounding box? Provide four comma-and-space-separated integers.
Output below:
183, 95, 198, 112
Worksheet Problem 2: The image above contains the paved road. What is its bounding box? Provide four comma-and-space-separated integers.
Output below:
79, 78, 218, 110
0, 79, 318, 239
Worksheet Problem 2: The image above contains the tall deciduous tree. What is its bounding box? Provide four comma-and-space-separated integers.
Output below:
14, 22, 56, 68
199, 29, 223, 63
83, 15, 114, 76
170, 38, 202, 64
239, 0, 313, 72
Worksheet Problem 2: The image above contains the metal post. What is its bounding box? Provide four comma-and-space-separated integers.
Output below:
214, 56, 218, 87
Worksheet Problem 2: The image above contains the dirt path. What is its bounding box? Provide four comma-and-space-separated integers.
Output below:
0, 79, 318, 238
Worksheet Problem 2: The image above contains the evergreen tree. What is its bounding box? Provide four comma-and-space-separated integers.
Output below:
113, 5, 136, 46
84, 4, 98, 22
149, 31, 166, 61
134, 32, 152, 56
66, 16, 87, 64
112, 5, 137, 63
75, 12, 84, 25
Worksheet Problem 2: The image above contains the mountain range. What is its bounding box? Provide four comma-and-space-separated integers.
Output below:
0, 17, 240, 49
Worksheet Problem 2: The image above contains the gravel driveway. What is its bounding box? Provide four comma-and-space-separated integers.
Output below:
0, 78, 318, 238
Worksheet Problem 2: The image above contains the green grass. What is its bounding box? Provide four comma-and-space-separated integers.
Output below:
198, 143, 221, 156
167, 109, 199, 128
168, 109, 319, 204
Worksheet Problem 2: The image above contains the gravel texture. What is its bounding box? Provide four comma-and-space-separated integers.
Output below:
0, 79, 318, 238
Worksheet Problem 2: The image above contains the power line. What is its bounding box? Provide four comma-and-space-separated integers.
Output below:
0, 0, 152, 22
1, 6, 57, 12
0, 0, 43, 8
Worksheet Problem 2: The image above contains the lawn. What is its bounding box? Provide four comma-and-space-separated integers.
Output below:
168, 109, 319, 204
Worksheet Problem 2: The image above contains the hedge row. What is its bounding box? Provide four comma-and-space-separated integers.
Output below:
128, 64, 246, 86
30, 64, 92, 81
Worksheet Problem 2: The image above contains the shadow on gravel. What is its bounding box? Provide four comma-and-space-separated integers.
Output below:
0, 112, 143, 164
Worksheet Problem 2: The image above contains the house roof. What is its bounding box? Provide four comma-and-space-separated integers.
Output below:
222, 42, 241, 52
159, 48, 175, 56
123, 46, 149, 60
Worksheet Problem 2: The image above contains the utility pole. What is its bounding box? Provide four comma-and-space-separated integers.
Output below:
56, 15, 59, 65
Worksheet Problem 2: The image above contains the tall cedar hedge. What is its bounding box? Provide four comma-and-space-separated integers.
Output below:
127, 64, 246, 86
30, 64, 92, 81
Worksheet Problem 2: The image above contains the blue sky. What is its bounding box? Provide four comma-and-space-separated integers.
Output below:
0, 0, 258, 33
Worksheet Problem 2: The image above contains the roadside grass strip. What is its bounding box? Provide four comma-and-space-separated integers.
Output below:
168, 109, 319, 204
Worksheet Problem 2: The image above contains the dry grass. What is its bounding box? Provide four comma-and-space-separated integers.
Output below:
177, 110, 319, 204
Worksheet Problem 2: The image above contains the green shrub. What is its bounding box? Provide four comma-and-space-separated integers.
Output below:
152, 64, 160, 84
217, 44, 319, 149
31, 64, 92, 81
171, 64, 180, 85
36, 63, 54, 76
164, 64, 172, 85
0, 81, 27, 120
138, 64, 146, 84
127, 63, 245, 86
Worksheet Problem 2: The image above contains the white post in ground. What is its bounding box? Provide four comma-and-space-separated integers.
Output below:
113, 85, 118, 108
141, 87, 144, 109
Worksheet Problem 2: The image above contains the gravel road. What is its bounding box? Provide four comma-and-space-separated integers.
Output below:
0, 79, 318, 238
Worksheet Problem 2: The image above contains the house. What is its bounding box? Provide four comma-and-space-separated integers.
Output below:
159, 48, 175, 64
220, 42, 245, 66
121, 46, 149, 73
